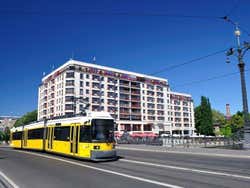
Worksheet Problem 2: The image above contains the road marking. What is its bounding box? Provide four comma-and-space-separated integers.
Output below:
12, 150, 183, 188
117, 146, 250, 159
0, 171, 19, 188
120, 159, 250, 180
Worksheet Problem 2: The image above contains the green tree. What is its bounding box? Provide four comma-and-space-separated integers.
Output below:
195, 96, 214, 136
212, 109, 226, 126
220, 126, 232, 137
228, 113, 244, 133
14, 110, 37, 127
194, 106, 202, 133
4, 127, 10, 142
0, 131, 4, 141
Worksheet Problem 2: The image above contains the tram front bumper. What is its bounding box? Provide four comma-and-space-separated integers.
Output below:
91, 149, 117, 161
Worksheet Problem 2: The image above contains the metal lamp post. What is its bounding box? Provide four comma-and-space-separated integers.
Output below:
226, 24, 250, 149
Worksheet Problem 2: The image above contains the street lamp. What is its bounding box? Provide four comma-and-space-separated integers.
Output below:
226, 24, 250, 149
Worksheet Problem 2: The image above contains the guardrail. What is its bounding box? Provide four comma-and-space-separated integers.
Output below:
116, 135, 243, 149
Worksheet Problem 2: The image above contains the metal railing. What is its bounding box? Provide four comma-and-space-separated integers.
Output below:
116, 135, 243, 149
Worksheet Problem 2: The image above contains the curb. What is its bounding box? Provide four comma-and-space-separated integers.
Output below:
117, 146, 250, 159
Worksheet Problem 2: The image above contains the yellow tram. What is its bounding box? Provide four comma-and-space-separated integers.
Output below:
10, 111, 117, 161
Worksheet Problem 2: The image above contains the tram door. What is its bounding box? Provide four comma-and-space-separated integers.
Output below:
22, 130, 28, 148
47, 127, 54, 150
70, 124, 80, 155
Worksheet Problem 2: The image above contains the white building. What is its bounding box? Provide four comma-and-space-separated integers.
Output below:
38, 59, 195, 136
169, 92, 195, 136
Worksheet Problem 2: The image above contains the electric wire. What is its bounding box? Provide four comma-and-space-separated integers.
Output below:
225, 0, 241, 17
150, 48, 227, 75
173, 68, 250, 88
221, 16, 250, 36
0, 9, 222, 20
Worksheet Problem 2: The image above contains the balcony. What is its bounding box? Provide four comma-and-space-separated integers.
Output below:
147, 91, 155, 96
157, 111, 164, 116
131, 82, 140, 89
131, 104, 141, 109
92, 91, 101, 96
120, 111, 130, 115
157, 98, 164, 103
107, 85, 117, 91
156, 86, 163, 91
148, 116, 156, 121
120, 104, 130, 108
147, 97, 154, 103
157, 92, 163, 97
147, 85, 154, 90
108, 78, 117, 84
131, 96, 140, 101
119, 80, 130, 86
157, 117, 165, 121
92, 75, 101, 82
108, 102, 117, 106
147, 104, 155, 109
120, 96, 130, 101
131, 115, 141, 121
120, 89, 130, 94
157, 104, 164, 110
131, 110, 141, 115
43, 103, 47, 108
120, 115, 130, 120
108, 107, 117, 113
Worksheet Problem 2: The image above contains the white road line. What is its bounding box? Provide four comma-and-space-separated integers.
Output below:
117, 146, 250, 159
12, 150, 183, 188
0, 171, 19, 188
120, 159, 250, 181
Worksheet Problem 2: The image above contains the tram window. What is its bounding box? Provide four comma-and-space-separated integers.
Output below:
12, 131, 22, 140
91, 119, 114, 142
28, 128, 44, 139
54, 126, 70, 141
79, 126, 91, 142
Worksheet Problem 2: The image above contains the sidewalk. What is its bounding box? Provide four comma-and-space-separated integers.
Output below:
117, 144, 250, 159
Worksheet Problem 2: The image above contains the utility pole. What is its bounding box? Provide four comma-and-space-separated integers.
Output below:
226, 23, 250, 149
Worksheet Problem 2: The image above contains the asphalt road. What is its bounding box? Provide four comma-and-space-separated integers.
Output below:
0, 147, 250, 188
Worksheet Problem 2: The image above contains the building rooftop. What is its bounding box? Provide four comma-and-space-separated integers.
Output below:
42, 59, 168, 83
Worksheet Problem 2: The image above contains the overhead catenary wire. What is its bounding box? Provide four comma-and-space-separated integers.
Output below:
225, 0, 241, 17
150, 48, 227, 75
0, 9, 222, 20
173, 68, 250, 88
221, 16, 250, 36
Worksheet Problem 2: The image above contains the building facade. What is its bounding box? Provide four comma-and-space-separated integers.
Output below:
38, 59, 195, 136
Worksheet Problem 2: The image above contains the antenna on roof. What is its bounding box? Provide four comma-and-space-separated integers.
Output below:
93, 56, 96, 64
70, 51, 74, 60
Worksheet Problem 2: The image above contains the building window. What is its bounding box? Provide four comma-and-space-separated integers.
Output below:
66, 72, 74, 78
86, 89, 89, 94
80, 81, 83, 87
65, 96, 73, 102
65, 104, 74, 110
80, 73, 83, 79
65, 88, 74, 94
66, 80, 74, 86
133, 124, 141, 131
86, 82, 89, 87
86, 74, 89, 79
80, 89, 83, 95
144, 124, 152, 131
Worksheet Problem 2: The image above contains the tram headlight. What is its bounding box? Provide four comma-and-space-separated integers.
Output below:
93, 145, 100, 150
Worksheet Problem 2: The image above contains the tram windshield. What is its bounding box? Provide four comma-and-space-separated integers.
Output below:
91, 119, 115, 142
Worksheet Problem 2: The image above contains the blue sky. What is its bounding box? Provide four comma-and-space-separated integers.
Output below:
0, 0, 250, 116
